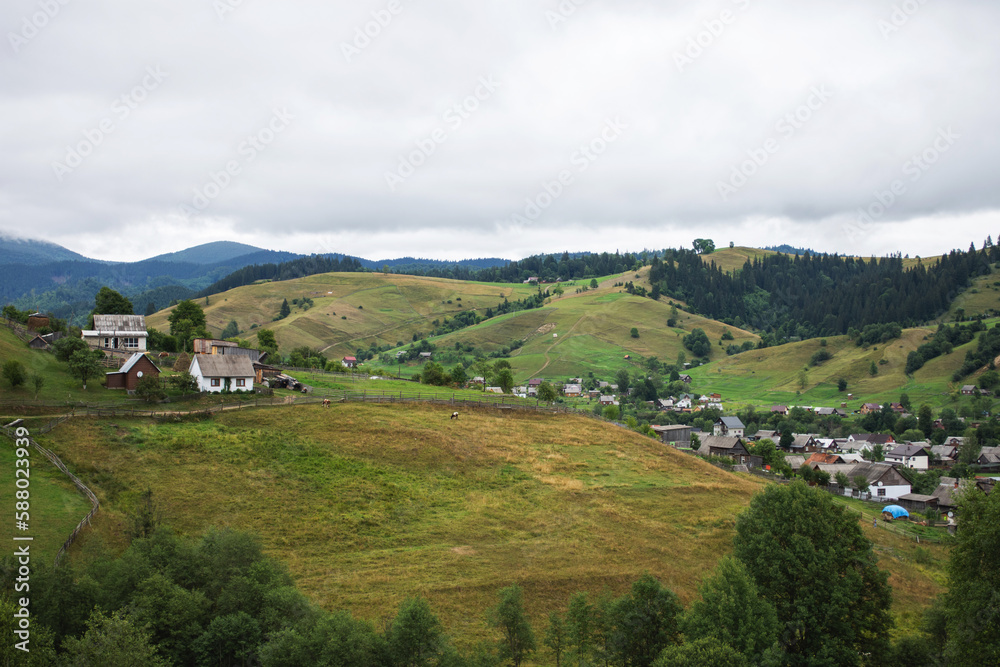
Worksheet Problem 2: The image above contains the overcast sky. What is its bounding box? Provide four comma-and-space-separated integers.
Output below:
1, 0, 997, 262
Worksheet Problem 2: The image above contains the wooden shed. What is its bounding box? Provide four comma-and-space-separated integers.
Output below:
105, 353, 160, 393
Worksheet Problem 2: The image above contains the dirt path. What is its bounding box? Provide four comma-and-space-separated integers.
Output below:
526, 313, 587, 379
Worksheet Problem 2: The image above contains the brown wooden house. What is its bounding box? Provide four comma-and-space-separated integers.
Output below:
105, 353, 160, 393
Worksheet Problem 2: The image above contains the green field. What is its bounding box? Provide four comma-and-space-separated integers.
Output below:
22, 404, 947, 651
946, 271, 1000, 320
0, 426, 92, 566
686, 326, 993, 411
0, 326, 119, 405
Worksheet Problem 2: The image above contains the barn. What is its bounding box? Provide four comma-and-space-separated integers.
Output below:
105, 353, 160, 393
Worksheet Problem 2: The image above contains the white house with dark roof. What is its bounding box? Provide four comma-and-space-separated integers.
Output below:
714, 416, 745, 437
190, 354, 255, 393
82, 314, 148, 352
886, 443, 931, 470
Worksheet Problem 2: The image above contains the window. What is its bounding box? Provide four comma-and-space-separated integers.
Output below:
124, 337, 139, 349
877, 488, 886, 497
103, 338, 109, 348
236, 379, 245, 387
211, 379, 221, 387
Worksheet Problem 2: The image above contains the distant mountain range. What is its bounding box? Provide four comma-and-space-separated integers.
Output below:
0, 236, 510, 325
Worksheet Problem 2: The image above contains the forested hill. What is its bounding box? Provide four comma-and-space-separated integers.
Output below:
411, 245, 996, 337
652, 246, 995, 340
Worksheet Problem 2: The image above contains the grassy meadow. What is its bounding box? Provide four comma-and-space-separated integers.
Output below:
146, 273, 542, 358
686, 325, 991, 411
0, 424, 92, 565
24, 403, 948, 650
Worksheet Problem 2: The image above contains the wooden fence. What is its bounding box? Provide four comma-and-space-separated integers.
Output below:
0, 317, 32, 342
0, 425, 100, 567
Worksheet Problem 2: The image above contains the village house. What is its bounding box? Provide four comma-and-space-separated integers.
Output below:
843, 462, 912, 500
678, 374, 692, 384
650, 424, 692, 447
713, 416, 745, 437
105, 353, 160, 394
929, 444, 958, 468
860, 403, 882, 415
599, 395, 619, 406
82, 314, 148, 352
885, 443, 931, 470
563, 384, 583, 397
657, 398, 674, 410
977, 446, 1000, 473
485, 386, 504, 394
419, 352, 433, 360
961, 385, 977, 395
784, 455, 807, 472
787, 434, 819, 454
771, 405, 788, 416
193, 338, 267, 363
190, 354, 255, 393
695, 435, 754, 466
928, 476, 993, 513
341, 356, 358, 368
754, 429, 780, 442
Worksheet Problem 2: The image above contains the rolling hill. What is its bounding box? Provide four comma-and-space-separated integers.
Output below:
22, 404, 948, 650
686, 322, 998, 411
148, 269, 759, 382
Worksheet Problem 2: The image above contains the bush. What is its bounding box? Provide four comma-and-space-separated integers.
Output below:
2, 359, 27, 389
809, 349, 833, 366
135, 375, 166, 403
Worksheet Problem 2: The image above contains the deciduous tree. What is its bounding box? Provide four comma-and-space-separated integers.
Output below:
489, 584, 536, 667
944, 485, 1000, 664
68, 349, 104, 390
732, 481, 892, 665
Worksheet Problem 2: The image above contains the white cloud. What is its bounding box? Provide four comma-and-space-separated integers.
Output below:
1, 0, 997, 262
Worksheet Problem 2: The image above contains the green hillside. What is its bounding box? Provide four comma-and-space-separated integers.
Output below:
148, 270, 758, 382
31, 404, 947, 650
147, 272, 542, 357
687, 323, 996, 410
947, 271, 1000, 320
0, 326, 112, 404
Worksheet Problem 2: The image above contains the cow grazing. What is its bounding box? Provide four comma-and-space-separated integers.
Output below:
450, 412, 459, 420
322, 398, 331, 408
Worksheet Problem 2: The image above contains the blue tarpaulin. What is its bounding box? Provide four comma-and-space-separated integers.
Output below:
881, 505, 909, 519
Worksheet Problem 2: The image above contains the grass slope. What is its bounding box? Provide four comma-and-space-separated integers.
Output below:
149, 271, 758, 383
687, 326, 988, 410
147, 273, 542, 357
946, 271, 1000, 320
0, 426, 92, 565
0, 326, 113, 405
37, 404, 946, 650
